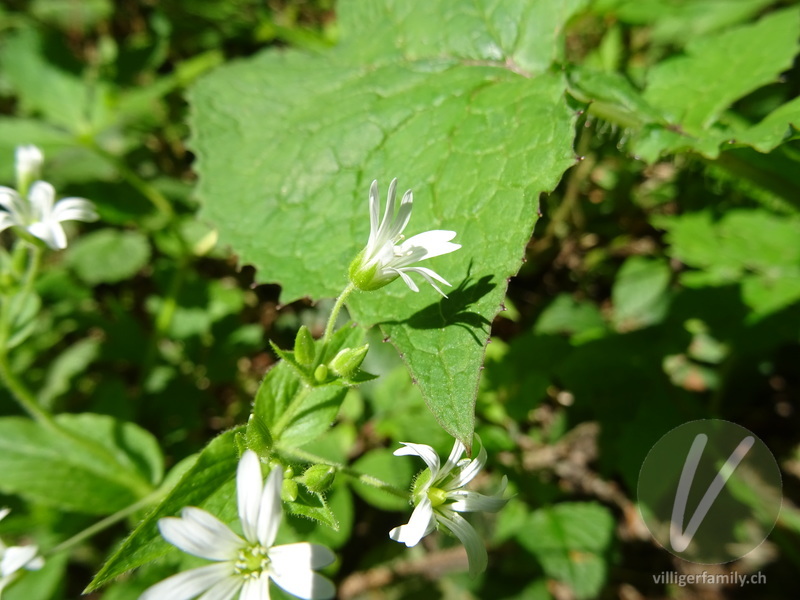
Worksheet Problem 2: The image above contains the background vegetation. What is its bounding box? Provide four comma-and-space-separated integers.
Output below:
0, 0, 798, 598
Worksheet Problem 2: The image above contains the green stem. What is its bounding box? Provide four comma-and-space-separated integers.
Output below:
323, 283, 355, 343
87, 142, 174, 219
0, 243, 50, 423
0, 352, 53, 425
46, 487, 165, 557
277, 446, 410, 500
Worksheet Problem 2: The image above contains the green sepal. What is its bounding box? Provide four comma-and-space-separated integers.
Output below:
293, 325, 316, 366
302, 464, 336, 494
245, 414, 273, 457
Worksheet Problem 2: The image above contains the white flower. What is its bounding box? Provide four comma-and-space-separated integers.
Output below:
348, 179, 461, 297
0, 181, 97, 250
141, 450, 336, 600
0, 508, 45, 598
389, 439, 507, 577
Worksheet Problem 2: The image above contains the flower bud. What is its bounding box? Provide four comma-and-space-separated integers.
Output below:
293, 325, 315, 366
303, 464, 336, 493
314, 364, 328, 383
15, 145, 44, 195
281, 478, 298, 502
329, 344, 369, 377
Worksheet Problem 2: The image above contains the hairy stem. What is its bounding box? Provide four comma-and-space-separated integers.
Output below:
323, 283, 355, 343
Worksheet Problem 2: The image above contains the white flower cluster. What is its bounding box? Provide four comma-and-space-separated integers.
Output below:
0, 145, 97, 250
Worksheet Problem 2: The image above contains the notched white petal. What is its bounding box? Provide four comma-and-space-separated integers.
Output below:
394, 442, 440, 477
159, 509, 242, 560
237, 450, 263, 542
256, 468, 283, 547
389, 497, 435, 547
0, 545, 41, 577
437, 511, 487, 578
139, 563, 233, 600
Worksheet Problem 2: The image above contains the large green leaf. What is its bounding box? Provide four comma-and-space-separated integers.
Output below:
0, 413, 161, 514
86, 428, 241, 591
189, 0, 582, 446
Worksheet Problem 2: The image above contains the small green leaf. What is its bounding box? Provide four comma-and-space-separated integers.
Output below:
611, 256, 671, 331
519, 502, 615, 600
67, 229, 151, 285
285, 487, 338, 530
86, 428, 241, 592
254, 362, 348, 447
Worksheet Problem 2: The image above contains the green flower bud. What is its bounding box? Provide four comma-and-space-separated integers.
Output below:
303, 464, 336, 493
348, 250, 397, 292
329, 344, 369, 377
314, 364, 328, 383
281, 478, 298, 502
294, 325, 315, 366
245, 414, 273, 456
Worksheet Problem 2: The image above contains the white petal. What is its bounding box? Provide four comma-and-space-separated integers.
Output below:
240, 572, 270, 600
438, 439, 466, 483
0, 212, 21, 233
447, 442, 485, 489
397, 267, 451, 297
159, 508, 243, 561
436, 511, 487, 578
0, 508, 10, 522
367, 180, 380, 248
256, 469, 283, 547
397, 230, 460, 262
27, 181, 55, 220
139, 563, 234, 600
394, 443, 440, 479
0, 188, 28, 218
51, 197, 98, 223
237, 450, 263, 542
28, 220, 66, 250
269, 543, 335, 570
448, 487, 508, 513
0, 545, 40, 577
384, 189, 413, 243
271, 568, 335, 600
388, 498, 435, 547
196, 574, 244, 600
372, 178, 398, 248
393, 268, 419, 292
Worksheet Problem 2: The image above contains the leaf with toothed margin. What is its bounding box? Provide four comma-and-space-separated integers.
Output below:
189, 0, 583, 447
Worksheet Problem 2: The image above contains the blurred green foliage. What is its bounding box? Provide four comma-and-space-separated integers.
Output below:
0, 0, 798, 599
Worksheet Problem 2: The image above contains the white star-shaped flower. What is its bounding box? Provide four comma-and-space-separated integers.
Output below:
141, 450, 336, 600
389, 438, 507, 577
0, 181, 98, 250
0, 508, 45, 598
348, 179, 461, 297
